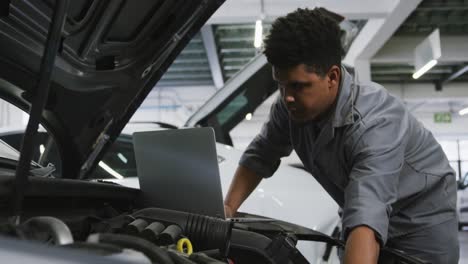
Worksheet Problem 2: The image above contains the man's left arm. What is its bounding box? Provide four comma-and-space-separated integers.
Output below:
343, 113, 409, 264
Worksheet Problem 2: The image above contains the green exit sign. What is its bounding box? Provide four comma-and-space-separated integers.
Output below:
434, 112, 452, 123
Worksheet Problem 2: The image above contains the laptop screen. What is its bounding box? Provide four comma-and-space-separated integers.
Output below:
133, 127, 226, 219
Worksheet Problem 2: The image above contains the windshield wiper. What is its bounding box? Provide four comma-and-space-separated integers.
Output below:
10, 0, 69, 224
30, 164, 56, 178
0, 157, 42, 170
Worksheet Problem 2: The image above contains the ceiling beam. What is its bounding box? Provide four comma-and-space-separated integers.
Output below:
442, 65, 468, 84
373, 36, 468, 64
343, 0, 422, 67
156, 80, 215, 87
372, 67, 452, 75
207, 0, 397, 24
385, 82, 468, 100
200, 25, 224, 89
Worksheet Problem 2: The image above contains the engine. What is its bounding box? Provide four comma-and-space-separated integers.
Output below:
1, 207, 306, 264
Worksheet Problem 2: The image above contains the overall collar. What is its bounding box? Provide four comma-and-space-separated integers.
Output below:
331, 66, 356, 128
305, 66, 357, 160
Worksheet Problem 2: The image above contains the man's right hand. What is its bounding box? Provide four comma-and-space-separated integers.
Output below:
224, 165, 263, 219
224, 204, 235, 218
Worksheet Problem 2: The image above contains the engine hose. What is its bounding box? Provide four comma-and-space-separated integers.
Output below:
22, 216, 73, 245
167, 251, 198, 264
88, 233, 175, 264
62, 242, 123, 255
64, 242, 152, 264
189, 252, 227, 264
133, 208, 231, 252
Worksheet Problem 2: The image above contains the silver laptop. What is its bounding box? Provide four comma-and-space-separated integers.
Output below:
133, 127, 225, 219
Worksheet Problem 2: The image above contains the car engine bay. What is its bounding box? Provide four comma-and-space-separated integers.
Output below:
4, 209, 234, 264
0, 174, 327, 264
0, 174, 428, 264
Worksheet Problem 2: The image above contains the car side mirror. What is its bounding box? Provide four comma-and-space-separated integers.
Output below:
458, 181, 467, 190
459, 174, 468, 190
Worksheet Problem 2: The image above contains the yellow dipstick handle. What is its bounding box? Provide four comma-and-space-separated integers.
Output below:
176, 238, 193, 255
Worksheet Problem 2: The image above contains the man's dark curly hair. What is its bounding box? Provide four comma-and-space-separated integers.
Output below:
263, 8, 343, 76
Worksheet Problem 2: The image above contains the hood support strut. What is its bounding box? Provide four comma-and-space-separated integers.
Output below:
10, 0, 69, 224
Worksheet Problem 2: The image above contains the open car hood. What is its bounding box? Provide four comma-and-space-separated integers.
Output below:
0, 0, 224, 178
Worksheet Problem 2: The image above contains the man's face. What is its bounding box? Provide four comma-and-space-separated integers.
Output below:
273, 64, 340, 123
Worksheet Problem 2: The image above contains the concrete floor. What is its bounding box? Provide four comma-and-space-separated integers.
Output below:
459, 231, 468, 263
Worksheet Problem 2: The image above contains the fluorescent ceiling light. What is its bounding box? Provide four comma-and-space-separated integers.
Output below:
412, 59, 437, 79
459, 107, 468, 116
254, 19, 263, 48
99, 161, 123, 179
245, 113, 252, 120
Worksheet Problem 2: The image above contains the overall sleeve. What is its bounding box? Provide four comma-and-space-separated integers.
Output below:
342, 111, 409, 245
239, 96, 293, 178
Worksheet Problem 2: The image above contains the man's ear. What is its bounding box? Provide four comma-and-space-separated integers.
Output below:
327, 65, 341, 89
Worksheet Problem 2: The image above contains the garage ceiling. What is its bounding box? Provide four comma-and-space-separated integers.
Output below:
135, 1, 468, 146
371, 0, 468, 84
215, 24, 269, 81
158, 19, 365, 87
397, 0, 468, 35
158, 34, 212, 87
158, 0, 468, 88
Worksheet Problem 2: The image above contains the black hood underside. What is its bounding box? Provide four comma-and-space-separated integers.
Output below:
0, 0, 224, 178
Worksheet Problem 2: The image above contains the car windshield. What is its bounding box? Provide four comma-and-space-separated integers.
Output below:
90, 135, 136, 179
0, 139, 21, 161
0, 139, 42, 169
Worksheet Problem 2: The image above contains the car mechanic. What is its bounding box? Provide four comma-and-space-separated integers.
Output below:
223, 8, 459, 264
